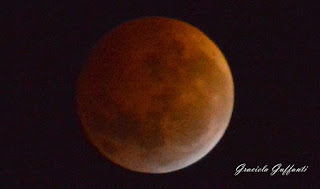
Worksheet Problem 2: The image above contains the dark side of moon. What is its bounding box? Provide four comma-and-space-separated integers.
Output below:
76, 17, 234, 173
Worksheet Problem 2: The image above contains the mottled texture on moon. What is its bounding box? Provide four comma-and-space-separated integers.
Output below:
76, 17, 234, 173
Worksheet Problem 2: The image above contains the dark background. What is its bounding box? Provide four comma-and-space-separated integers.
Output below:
3, 0, 319, 188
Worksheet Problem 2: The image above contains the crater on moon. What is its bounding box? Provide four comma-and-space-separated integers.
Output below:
76, 17, 234, 173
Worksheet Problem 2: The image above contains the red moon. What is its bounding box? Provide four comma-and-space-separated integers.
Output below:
76, 17, 234, 173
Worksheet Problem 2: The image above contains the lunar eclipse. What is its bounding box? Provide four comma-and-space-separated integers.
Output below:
76, 17, 234, 173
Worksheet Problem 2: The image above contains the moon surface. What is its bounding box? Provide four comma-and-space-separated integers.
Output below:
76, 17, 234, 173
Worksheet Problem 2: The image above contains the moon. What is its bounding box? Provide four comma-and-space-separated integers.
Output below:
76, 17, 234, 173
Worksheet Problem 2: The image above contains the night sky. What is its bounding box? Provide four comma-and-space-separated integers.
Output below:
3, 1, 319, 188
